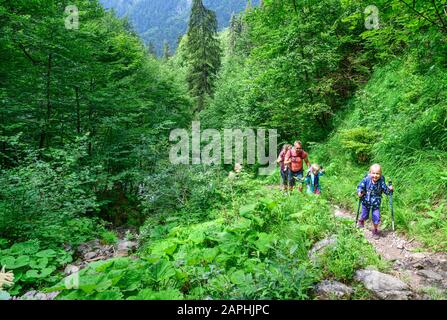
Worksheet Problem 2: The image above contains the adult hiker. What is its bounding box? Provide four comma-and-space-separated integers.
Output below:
284, 140, 310, 192
356, 163, 394, 238
277, 144, 292, 192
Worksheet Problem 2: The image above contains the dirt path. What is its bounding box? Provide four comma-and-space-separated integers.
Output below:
333, 205, 447, 299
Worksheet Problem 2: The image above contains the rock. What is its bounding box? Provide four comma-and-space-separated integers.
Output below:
84, 251, 97, 260
417, 270, 443, 281
21, 290, 37, 300
114, 240, 138, 257
315, 280, 353, 299
354, 269, 412, 300
308, 235, 337, 262
117, 240, 137, 252
412, 253, 427, 260
46, 291, 60, 300
19, 290, 60, 300
34, 292, 47, 300
439, 259, 447, 272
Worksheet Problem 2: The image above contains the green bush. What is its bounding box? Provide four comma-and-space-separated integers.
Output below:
340, 127, 379, 164
0, 147, 102, 246
0, 240, 73, 296
100, 231, 119, 245
317, 228, 387, 281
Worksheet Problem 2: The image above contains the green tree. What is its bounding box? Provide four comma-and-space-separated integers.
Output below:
163, 40, 171, 60
185, 0, 222, 112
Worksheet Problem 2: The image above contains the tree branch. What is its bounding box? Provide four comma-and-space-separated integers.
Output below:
397, 0, 440, 27
18, 44, 41, 66
431, 0, 447, 30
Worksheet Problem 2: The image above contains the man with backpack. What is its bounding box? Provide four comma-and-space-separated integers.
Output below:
284, 141, 311, 192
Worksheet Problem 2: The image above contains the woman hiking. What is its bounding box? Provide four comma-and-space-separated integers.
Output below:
277, 144, 292, 192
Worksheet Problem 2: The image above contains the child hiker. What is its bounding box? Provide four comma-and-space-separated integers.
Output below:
357, 164, 394, 237
277, 144, 292, 192
305, 163, 324, 195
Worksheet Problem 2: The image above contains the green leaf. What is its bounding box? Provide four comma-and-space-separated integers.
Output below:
92, 291, 123, 300
36, 249, 57, 258
226, 218, 252, 233
254, 233, 275, 254
128, 289, 183, 300
9, 241, 39, 255
25, 269, 40, 279
188, 229, 205, 244
239, 203, 257, 217
201, 247, 219, 263
150, 240, 177, 256
25, 266, 55, 279
230, 270, 247, 285
29, 257, 49, 269
148, 260, 176, 282
2, 255, 30, 269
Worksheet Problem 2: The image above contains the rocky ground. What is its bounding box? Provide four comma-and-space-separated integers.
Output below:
316, 206, 447, 300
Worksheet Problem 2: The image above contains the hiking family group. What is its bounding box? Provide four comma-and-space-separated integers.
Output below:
277, 141, 395, 238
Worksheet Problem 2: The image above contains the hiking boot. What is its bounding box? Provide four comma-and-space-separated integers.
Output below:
372, 229, 381, 238
357, 220, 365, 228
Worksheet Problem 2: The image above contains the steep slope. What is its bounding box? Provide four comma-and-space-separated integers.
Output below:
314, 54, 447, 250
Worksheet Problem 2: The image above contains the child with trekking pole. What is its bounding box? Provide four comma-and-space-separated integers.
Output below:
356, 164, 394, 238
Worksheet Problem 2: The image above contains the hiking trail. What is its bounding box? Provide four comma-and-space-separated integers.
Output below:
333, 205, 447, 299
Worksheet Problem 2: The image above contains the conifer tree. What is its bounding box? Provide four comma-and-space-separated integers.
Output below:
163, 41, 171, 60
148, 41, 157, 57
186, 0, 222, 112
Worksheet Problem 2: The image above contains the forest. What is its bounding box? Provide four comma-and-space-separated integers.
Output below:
0, 0, 446, 301
99, 0, 261, 56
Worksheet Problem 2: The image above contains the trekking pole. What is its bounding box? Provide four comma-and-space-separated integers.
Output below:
355, 195, 361, 227
388, 179, 395, 231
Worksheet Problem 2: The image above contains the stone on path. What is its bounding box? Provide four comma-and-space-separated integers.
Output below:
315, 280, 353, 300
355, 269, 412, 300
417, 270, 444, 281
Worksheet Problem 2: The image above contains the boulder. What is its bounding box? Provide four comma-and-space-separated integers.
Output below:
84, 251, 97, 260
315, 280, 353, 300
417, 270, 443, 281
354, 269, 412, 300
